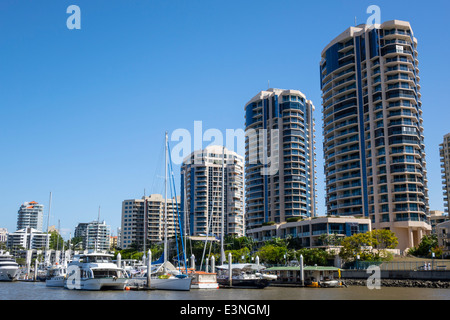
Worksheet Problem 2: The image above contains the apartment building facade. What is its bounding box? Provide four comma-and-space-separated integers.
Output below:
244, 88, 317, 235
440, 133, 450, 214
181, 146, 245, 238
75, 220, 111, 251
320, 20, 430, 250
17, 201, 44, 232
120, 194, 181, 249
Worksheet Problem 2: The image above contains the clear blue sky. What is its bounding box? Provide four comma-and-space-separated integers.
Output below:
1, 0, 449, 239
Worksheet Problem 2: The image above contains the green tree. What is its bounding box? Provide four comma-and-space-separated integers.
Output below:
408, 234, 440, 258
255, 244, 287, 265
339, 230, 398, 262
371, 229, 398, 249
294, 248, 332, 266
49, 231, 64, 250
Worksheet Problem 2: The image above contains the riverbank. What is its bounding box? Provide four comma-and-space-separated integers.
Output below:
342, 278, 450, 289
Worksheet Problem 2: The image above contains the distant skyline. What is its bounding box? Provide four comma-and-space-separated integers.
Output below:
1, 0, 449, 239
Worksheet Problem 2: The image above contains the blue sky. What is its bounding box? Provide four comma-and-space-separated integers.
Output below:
1, 0, 449, 239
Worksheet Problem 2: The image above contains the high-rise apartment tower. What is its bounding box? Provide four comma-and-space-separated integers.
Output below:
244, 88, 317, 233
320, 20, 430, 250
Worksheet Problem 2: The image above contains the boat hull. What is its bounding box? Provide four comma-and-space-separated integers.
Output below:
190, 272, 219, 289
319, 280, 345, 288
65, 278, 128, 291
0, 267, 19, 281
149, 277, 192, 291
191, 282, 219, 289
46, 276, 66, 287
217, 278, 269, 289
128, 277, 192, 291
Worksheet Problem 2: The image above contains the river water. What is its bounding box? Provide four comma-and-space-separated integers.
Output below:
2, 281, 449, 300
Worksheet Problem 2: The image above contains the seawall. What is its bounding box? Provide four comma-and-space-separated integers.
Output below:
341, 270, 450, 288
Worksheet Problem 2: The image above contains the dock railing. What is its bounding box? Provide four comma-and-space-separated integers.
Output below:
352, 260, 450, 271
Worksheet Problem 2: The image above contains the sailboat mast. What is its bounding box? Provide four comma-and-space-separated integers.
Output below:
96, 206, 101, 252
164, 131, 168, 264
44, 192, 52, 265
144, 188, 146, 254
183, 175, 187, 259
221, 146, 225, 265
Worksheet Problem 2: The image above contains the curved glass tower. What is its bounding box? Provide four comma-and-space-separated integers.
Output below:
244, 88, 317, 231
320, 20, 430, 250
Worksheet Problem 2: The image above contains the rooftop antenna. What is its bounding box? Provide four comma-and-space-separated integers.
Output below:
268, 80, 270, 89
355, 16, 357, 26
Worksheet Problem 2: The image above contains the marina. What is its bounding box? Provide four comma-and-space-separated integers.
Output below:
1, 280, 450, 300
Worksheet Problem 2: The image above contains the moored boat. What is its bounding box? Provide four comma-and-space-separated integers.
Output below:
189, 270, 219, 289
216, 264, 273, 289
46, 263, 67, 287
64, 252, 128, 290
0, 251, 19, 282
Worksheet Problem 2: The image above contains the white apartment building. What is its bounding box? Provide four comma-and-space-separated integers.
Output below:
17, 201, 44, 232
181, 146, 245, 238
6, 227, 50, 250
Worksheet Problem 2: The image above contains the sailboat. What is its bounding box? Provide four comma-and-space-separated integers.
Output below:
214, 147, 275, 289
129, 132, 191, 291
186, 147, 224, 289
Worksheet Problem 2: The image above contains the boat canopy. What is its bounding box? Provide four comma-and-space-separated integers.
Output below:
265, 266, 340, 272
216, 264, 266, 271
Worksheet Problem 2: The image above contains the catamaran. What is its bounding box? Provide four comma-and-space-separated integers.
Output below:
64, 252, 128, 290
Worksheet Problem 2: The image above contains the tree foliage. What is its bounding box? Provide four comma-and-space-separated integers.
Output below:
339, 230, 398, 262
408, 234, 442, 258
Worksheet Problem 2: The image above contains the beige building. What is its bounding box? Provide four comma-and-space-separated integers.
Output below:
320, 20, 430, 251
120, 194, 180, 249
436, 220, 450, 258
429, 210, 449, 234
181, 146, 245, 238
246, 216, 371, 249
440, 133, 450, 214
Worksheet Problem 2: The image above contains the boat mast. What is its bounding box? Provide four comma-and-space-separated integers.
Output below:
183, 177, 187, 259
44, 192, 52, 266
164, 131, 168, 264
221, 146, 225, 265
143, 188, 147, 255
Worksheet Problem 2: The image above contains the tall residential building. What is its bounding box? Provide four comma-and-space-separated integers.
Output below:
74, 220, 111, 251
440, 133, 450, 214
320, 20, 430, 250
244, 88, 317, 233
17, 201, 44, 232
120, 194, 180, 249
181, 146, 245, 238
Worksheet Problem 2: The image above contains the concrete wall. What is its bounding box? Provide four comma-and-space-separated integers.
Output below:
341, 270, 450, 281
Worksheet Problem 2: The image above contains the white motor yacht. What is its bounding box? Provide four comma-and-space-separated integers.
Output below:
64, 252, 128, 290
46, 263, 67, 287
0, 251, 19, 281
